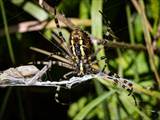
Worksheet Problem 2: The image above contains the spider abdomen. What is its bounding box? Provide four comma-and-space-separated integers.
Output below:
70, 29, 92, 75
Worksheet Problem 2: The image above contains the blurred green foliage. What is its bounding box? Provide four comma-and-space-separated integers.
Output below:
0, 0, 160, 120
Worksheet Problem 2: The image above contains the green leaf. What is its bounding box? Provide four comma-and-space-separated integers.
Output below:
73, 90, 115, 120
120, 93, 150, 120
79, 0, 90, 19
68, 97, 87, 118
134, 15, 143, 42
11, 0, 48, 21
149, 0, 159, 22
91, 0, 105, 69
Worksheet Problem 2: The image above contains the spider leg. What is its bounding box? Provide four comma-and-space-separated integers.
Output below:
127, 87, 133, 96
51, 31, 72, 58
54, 86, 69, 105
38, 31, 70, 58
31, 60, 76, 105
30, 47, 73, 65
119, 78, 137, 106
54, 9, 72, 57
132, 94, 138, 106
79, 45, 107, 74
127, 87, 137, 106
31, 60, 75, 70
63, 71, 77, 79
54, 71, 77, 105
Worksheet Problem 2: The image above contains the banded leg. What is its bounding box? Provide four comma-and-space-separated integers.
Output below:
30, 47, 73, 65
54, 86, 69, 105
30, 60, 75, 70
107, 73, 137, 105
54, 71, 77, 105
54, 9, 72, 57
31, 60, 75, 105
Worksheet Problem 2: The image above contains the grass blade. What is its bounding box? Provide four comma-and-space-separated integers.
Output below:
0, 0, 15, 64
73, 90, 116, 120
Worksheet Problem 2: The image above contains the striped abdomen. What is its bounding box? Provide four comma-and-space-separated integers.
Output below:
70, 29, 91, 76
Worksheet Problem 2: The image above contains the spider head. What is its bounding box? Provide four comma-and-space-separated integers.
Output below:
70, 29, 84, 43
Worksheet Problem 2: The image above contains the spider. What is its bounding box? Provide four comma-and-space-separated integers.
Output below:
31, 3, 136, 105
51, 9, 106, 104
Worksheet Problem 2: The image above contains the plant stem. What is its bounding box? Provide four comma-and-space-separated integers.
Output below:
139, 0, 160, 86
0, 0, 15, 64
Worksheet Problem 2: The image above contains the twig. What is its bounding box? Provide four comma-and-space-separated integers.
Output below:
131, 0, 152, 32
0, 19, 91, 36
101, 40, 146, 51
138, 1, 160, 86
